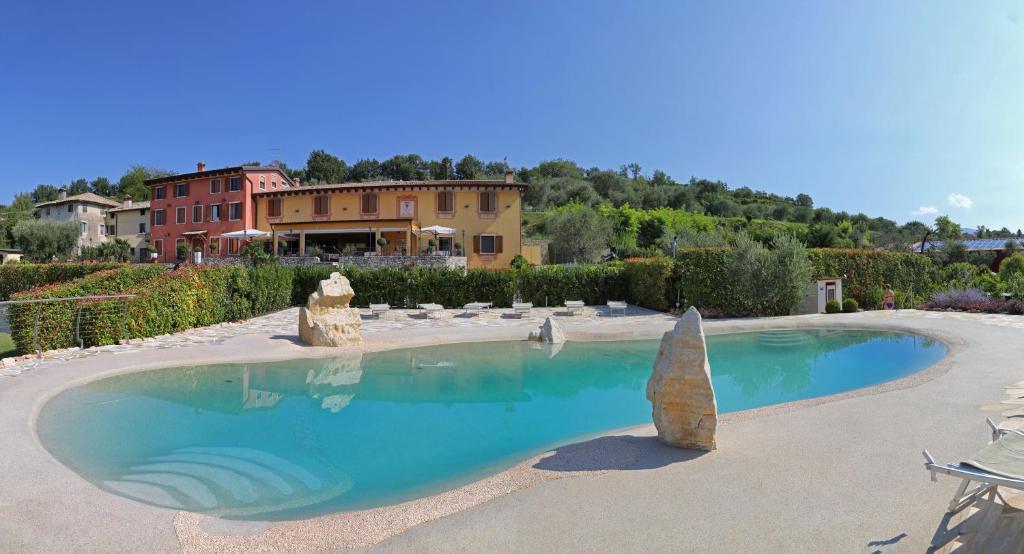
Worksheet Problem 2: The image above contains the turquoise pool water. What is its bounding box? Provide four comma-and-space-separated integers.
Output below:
37, 329, 944, 521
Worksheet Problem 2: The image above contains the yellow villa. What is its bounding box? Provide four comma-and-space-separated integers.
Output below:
252, 170, 528, 269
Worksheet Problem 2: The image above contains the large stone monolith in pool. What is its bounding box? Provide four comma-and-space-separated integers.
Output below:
646, 306, 717, 450
298, 272, 363, 347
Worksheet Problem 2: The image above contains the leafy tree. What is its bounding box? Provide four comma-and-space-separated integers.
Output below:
1000, 253, 1024, 279
543, 178, 600, 207
0, 193, 35, 247
68, 178, 89, 195
89, 177, 117, 197
432, 156, 454, 180
795, 193, 814, 208
305, 149, 348, 184
483, 161, 507, 177
637, 216, 666, 248
547, 204, 612, 263
454, 155, 484, 180
348, 158, 382, 181
381, 154, 429, 180
31, 184, 59, 204
934, 215, 962, 241
11, 220, 79, 261
726, 232, 812, 316
117, 165, 172, 201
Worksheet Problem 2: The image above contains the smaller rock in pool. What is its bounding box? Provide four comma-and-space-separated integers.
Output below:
528, 316, 566, 344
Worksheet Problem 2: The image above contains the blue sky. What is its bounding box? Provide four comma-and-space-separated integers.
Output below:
2, 1, 1023, 228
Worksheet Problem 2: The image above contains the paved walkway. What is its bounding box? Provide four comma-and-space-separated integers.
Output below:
1, 308, 1022, 552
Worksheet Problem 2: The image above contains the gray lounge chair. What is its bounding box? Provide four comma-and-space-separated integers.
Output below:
564, 300, 585, 316
607, 300, 628, 316
923, 418, 1024, 548
368, 304, 390, 319
510, 302, 533, 318
463, 302, 492, 316
417, 303, 443, 318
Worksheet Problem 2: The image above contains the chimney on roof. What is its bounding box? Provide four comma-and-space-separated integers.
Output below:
58, 187, 67, 201
504, 167, 515, 184
125, 194, 132, 208
294, 177, 301, 187
197, 161, 206, 172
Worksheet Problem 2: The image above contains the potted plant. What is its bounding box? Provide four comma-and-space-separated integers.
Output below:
453, 242, 463, 256
377, 237, 388, 255
192, 246, 203, 265
147, 244, 157, 261
175, 242, 188, 263
428, 238, 437, 254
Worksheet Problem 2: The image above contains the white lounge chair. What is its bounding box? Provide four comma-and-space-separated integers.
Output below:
510, 302, 533, 318
368, 304, 390, 319
607, 300, 628, 316
564, 300, 585, 316
417, 303, 443, 318
923, 418, 1024, 549
462, 301, 492, 316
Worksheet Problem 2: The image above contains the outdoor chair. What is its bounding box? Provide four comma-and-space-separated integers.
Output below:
368, 304, 390, 319
510, 302, 533, 318
923, 418, 1024, 549
564, 300, 585, 316
462, 302, 492, 316
607, 300, 628, 316
417, 303, 443, 318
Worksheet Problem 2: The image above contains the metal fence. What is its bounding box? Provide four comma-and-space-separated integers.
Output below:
0, 295, 136, 356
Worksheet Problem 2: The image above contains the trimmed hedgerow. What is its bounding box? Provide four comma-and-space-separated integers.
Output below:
622, 257, 674, 311
806, 249, 934, 307
0, 262, 125, 300
9, 265, 167, 353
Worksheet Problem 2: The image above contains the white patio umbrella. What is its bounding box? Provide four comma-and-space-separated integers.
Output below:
221, 229, 271, 240
416, 225, 455, 235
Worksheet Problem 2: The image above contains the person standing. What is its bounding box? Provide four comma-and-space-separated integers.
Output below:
883, 284, 896, 310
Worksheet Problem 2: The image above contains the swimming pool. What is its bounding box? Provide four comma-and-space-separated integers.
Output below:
37, 329, 944, 521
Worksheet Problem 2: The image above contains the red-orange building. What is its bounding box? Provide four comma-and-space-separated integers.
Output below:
145, 163, 294, 262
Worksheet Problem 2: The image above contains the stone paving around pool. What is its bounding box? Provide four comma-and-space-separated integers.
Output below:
0, 304, 678, 377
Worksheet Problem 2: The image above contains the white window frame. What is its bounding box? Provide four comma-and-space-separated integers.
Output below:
79, 221, 87, 234
259, 176, 266, 190
175, 182, 188, 198
271, 178, 277, 189
154, 186, 166, 200
209, 204, 221, 222
229, 176, 242, 192
175, 206, 186, 224
228, 202, 242, 221
153, 209, 166, 226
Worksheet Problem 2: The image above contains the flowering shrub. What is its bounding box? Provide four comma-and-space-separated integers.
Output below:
924, 287, 1004, 313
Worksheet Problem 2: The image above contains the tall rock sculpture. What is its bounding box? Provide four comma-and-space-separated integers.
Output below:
646, 306, 717, 450
298, 272, 363, 347
527, 316, 566, 344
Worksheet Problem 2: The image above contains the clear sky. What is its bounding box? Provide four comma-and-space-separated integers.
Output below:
2, 1, 1022, 228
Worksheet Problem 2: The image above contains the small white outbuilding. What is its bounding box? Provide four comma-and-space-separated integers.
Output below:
794, 277, 843, 314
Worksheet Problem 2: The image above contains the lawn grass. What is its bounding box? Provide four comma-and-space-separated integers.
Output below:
0, 333, 15, 359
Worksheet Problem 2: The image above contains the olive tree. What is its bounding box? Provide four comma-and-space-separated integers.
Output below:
547, 204, 612, 263
11, 219, 79, 262
726, 232, 812, 316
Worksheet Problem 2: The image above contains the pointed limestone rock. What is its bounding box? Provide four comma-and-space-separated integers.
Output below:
646, 306, 717, 450
299, 272, 363, 347
528, 316, 566, 344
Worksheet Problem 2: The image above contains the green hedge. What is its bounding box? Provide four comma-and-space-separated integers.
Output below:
10, 265, 294, 354
0, 262, 126, 300
671, 248, 936, 316
807, 249, 935, 307
9, 265, 167, 352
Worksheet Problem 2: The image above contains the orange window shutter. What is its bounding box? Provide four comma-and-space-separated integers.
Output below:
495, 235, 503, 253
473, 235, 481, 254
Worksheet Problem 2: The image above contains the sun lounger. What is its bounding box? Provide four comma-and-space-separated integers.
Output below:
923, 418, 1024, 548
368, 304, 390, 319
510, 302, 533, 318
417, 303, 443, 318
564, 300, 585, 316
607, 300, 628, 316
462, 302, 492, 316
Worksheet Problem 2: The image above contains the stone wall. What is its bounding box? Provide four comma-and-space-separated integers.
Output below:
336, 255, 467, 270
198, 256, 324, 267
